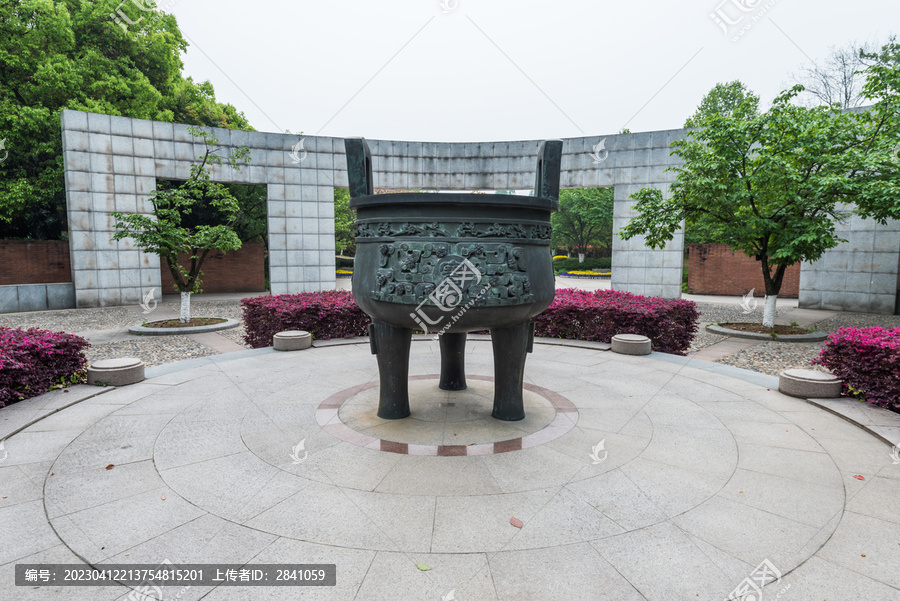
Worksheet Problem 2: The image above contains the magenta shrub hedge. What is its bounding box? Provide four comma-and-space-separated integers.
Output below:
244, 289, 698, 355
242, 291, 370, 348
533, 289, 699, 355
813, 326, 900, 410
0, 328, 90, 407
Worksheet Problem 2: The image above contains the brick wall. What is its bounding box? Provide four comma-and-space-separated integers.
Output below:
687, 244, 800, 298
0, 240, 72, 285
159, 241, 267, 294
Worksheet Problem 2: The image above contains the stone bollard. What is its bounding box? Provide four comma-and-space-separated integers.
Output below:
87, 357, 145, 386
611, 334, 652, 356
778, 369, 842, 398
274, 330, 312, 351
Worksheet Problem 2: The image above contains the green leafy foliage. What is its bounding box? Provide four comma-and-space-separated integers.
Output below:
683, 80, 760, 128
622, 46, 900, 316
0, 0, 252, 239
334, 187, 355, 256
111, 128, 249, 304
551, 188, 614, 256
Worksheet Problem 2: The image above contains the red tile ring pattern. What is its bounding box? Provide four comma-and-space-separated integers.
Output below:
315, 374, 579, 456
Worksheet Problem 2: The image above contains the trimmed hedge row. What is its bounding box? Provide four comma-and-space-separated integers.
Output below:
813, 326, 900, 410
0, 327, 90, 407
553, 257, 612, 273
242, 289, 698, 355
533, 289, 698, 355
242, 291, 369, 348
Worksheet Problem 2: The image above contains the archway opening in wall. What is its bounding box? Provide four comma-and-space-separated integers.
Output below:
155, 179, 269, 295
553, 187, 614, 287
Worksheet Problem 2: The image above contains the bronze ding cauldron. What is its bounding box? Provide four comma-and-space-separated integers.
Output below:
344, 138, 562, 421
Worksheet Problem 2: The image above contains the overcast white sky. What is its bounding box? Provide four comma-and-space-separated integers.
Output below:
168, 0, 897, 142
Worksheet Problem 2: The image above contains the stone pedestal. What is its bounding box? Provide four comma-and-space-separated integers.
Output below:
778, 369, 843, 398
611, 334, 652, 355
87, 357, 145, 386
274, 330, 313, 351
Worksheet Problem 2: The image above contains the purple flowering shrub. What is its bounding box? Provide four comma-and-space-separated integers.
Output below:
0, 328, 90, 407
242, 291, 370, 348
242, 288, 699, 355
532, 289, 699, 355
813, 326, 900, 410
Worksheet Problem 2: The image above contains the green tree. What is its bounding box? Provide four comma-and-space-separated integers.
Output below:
0, 0, 251, 240
334, 187, 355, 256
683, 81, 761, 246
621, 54, 900, 328
112, 128, 250, 322
683, 80, 760, 128
551, 188, 614, 262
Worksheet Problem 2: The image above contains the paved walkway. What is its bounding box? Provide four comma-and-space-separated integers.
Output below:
2, 340, 899, 600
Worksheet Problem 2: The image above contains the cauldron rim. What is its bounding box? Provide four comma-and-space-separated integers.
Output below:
349, 192, 558, 212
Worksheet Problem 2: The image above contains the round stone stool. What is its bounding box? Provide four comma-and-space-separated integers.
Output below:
274, 330, 312, 351
778, 369, 843, 398
87, 357, 145, 386
611, 334, 652, 355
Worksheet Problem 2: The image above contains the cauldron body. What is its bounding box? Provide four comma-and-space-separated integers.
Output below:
345, 139, 562, 421
350, 193, 556, 334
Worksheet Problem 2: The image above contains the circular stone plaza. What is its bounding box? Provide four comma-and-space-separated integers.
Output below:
1, 312, 899, 600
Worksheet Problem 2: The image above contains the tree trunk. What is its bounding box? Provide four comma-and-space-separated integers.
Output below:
578, 253, 585, 263
759, 253, 788, 329
763, 294, 777, 328
180, 291, 191, 323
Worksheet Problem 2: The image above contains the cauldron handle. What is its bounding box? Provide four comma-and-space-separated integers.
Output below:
345, 138, 374, 197
533, 139, 564, 203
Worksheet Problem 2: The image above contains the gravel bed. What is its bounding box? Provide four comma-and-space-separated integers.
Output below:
688, 329, 728, 353
716, 341, 828, 376
0, 306, 140, 333
713, 313, 900, 376
85, 337, 217, 368
217, 325, 251, 348
692, 302, 780, 325
811, 312, 900, 332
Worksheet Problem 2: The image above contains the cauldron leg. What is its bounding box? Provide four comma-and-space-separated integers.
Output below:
369, 322, 412, 419
439, 333, 467, 391
490, 321, 534, 421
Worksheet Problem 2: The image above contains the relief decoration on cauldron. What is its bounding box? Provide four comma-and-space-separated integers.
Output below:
353, 221, 552, 241
369, 241, 535, 309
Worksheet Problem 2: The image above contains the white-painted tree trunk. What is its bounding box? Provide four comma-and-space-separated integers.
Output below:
180, 291, 191, 323
763, 294, 777, 328
578, 253, 585, 263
